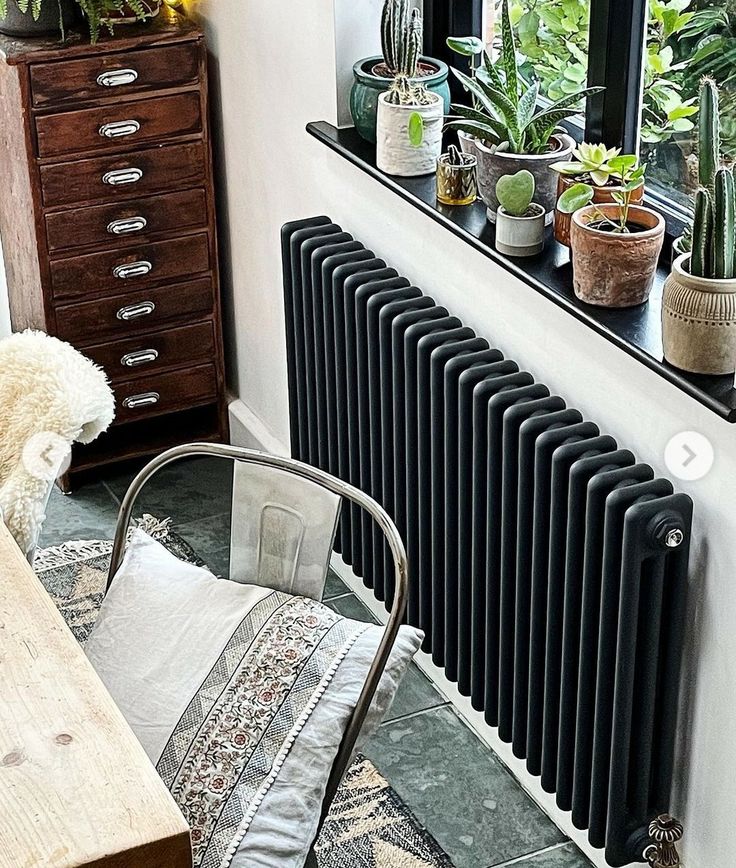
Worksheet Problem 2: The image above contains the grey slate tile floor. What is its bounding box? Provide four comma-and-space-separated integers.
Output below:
39, 458, 593, 868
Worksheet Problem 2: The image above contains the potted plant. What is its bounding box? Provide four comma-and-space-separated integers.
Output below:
560, 161, 665, 307
436, 144, 478, 206
350, 0, 450, 144
376, 8, 442, 178
551, 142, 645, 247
0, 0, 160, 41
445, 0, 602, 224
494, 169, 545, 257
0, 0, 80, 36
663, 78, 736, 375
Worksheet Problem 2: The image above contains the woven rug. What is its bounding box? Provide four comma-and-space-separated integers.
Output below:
34, 518, 454, 868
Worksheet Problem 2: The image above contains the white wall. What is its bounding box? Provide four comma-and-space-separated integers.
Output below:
189, 2, 733, 865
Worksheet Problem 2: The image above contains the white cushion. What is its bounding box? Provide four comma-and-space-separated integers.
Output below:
85, 530, 422, 868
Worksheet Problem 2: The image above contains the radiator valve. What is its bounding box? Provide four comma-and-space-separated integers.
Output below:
644, 814, 683, 868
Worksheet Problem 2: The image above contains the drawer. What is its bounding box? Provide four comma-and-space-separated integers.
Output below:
54, 278, 214, 343
113, 363, 218, 425
40, 141, 207, 208
50, 232, 210, 300
45, 189, 208, 253
81, 321, 215, 382
36, 91, 202, 159
30, 43, 200, 107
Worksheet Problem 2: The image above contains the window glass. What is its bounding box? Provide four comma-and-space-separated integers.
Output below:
642, 0, 736, 210
510, 0, 590, 110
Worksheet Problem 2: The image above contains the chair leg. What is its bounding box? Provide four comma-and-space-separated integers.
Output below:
304, 846, 319, 868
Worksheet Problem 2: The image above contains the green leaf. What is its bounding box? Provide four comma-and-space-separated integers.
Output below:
496, 169, 535, 216
443, 119, 503, 145
557, 182, 594, 213
516, 82, 539, 132
408, 112, 424, 147
446, 36, 485, 56
500, 0, 519, 104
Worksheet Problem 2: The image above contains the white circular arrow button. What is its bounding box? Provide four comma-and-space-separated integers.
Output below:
664, 431, 714, 481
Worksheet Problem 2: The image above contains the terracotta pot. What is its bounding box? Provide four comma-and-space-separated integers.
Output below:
553, 175, 644, 247
459, 131, 574, 225
569, 204, 665, 307
662, 253, 736, 375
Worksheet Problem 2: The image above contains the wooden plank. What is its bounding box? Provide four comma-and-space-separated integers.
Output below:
0, 521, 192, 868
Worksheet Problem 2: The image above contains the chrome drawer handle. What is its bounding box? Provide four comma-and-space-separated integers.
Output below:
116, 301, 155, 321
107, 216, 147, 235
122, 391, 159, 410
113, 261, 152, 280
99, 120, 141, 139
97, 68, 139, 88
102, 167, 143, 186
121, 348, 158, 368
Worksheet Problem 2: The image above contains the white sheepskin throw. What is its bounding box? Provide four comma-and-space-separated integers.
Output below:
0, 330, 115, 555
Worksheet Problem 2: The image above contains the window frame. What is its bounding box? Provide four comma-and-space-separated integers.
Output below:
426, 0, 691, 238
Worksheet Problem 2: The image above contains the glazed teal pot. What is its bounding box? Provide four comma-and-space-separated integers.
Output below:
350, 55, 450, 144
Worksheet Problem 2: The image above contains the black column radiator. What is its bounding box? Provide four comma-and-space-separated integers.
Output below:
281, 216, 693, 867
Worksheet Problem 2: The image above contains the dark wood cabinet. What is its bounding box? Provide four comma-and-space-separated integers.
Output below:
0, 13, 228, 489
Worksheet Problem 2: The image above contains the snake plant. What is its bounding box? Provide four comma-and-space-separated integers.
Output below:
445, 0, 603, 155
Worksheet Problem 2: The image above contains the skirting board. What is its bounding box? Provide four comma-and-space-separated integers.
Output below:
227, 398, 289, 456
329, 551, 633, 868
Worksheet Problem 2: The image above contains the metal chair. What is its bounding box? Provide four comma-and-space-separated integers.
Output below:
106, 442, 409, 866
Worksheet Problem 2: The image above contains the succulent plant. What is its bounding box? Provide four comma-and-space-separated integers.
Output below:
551, 142, 640, 187
384, 5, 433, 106
496, 169, 535, 217
688, 79, 736, 279
381, 0, 423, 78
445, 0, 603, 155
557, 160, 647, 233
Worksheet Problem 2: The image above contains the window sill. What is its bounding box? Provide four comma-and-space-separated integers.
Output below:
307, 120, 736, 424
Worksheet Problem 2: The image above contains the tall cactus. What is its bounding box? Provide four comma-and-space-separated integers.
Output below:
698, 77, 720, 193
381, 0, 420, 77
689, 79, 736, 280
385, 6, 432, 105
713, 167, 735, 278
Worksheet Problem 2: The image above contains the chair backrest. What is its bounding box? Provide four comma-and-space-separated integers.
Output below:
229, 461, 340, 599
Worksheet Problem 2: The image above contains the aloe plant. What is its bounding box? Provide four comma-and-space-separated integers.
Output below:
445, 0, 603, 155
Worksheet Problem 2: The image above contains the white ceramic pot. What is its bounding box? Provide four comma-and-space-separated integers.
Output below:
662, 253, 736, 374
376, 91, 443, 177
495, 203, 545, 257
462, 132, 574, 225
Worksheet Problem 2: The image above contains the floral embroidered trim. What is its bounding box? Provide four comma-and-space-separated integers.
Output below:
159, 594, 367, 868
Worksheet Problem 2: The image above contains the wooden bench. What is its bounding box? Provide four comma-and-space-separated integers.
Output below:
0, 521, 192, 868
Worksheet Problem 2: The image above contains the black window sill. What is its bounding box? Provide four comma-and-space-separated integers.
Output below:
307, 120, 736, 424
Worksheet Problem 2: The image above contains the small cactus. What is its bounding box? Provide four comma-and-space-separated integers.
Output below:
713, 167, 735, 278
496, 170, 535, 217
381, 0, 422, 77
691, 187, 713, 277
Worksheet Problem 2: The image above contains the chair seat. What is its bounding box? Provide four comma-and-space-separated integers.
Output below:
86, 529, 422, 868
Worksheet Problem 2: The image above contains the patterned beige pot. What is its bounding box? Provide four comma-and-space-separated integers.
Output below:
662, 253, 736, 375
570, 204, 665, 308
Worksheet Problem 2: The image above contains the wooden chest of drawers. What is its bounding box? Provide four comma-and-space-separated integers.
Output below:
0, 13, 227, 489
